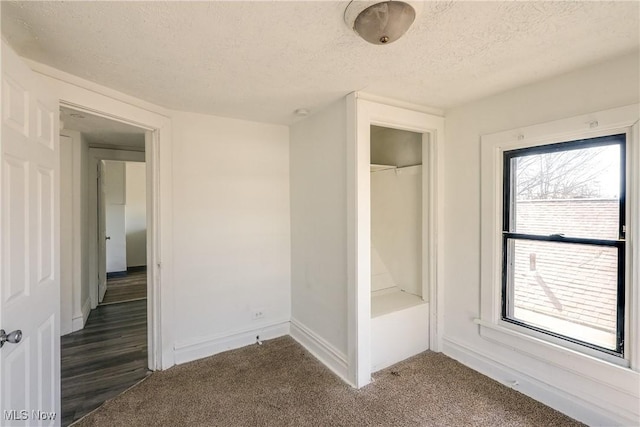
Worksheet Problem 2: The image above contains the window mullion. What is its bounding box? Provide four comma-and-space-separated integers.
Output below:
503, 232, 622, 247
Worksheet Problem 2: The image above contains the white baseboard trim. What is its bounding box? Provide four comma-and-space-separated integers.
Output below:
442, 336, 634, 427
174, 320, 290, 365
290, 318, 349, 385
71, 298, 92, 332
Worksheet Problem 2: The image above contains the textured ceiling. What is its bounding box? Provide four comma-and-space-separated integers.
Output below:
3, 1, 639, 125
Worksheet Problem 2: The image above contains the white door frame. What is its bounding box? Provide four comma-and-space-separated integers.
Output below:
346, 93, 445, 388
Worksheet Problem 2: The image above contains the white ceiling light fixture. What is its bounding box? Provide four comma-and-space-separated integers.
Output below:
344, 0, 419, 45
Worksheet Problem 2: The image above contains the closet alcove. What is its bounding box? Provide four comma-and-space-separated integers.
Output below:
370, 125, 429, 372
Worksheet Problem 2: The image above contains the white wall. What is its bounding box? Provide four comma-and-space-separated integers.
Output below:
104, 160, 127, 273
58, 129, 105, 334
59, 129, 91, 334
171, 111, 291, 363
443, 52, 640, 425
125, 161, 146, 267
371, 166, 422, 297
290, 98, 349, 374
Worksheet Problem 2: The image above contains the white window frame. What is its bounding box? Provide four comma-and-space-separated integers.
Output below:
478, 105, 639, 382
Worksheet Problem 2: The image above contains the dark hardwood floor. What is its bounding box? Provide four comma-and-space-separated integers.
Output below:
101, 268, 147, 305
61, 299, 149, 426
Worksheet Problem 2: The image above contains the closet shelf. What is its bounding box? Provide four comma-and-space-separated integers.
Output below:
370, 164, 396, 172
371, 288, 425, 318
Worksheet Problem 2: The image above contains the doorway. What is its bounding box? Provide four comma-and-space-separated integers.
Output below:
369, 125, 429, 372
58, 107, 151, 425
101, 159, 148, 305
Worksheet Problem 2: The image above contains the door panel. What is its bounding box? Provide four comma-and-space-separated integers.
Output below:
37, 167, 54, 285
37, 315, 56, 411
1, 41, 60, 426
2, 156, 29, 302
35, 101, 55, 149
2, 76, 28, 136
104, 160, 127, 274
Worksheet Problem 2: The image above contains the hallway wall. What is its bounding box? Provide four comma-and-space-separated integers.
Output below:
59, 129, 91, 334
125, 161, 146, 268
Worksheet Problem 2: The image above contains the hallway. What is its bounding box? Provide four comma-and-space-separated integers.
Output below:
102, 269, 147, 305
61, 275, 149, 425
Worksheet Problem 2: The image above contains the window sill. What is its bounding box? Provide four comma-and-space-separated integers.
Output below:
473, 318, 638, 398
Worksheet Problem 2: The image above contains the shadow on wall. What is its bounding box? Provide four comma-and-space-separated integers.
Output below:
126, 229, 147, 267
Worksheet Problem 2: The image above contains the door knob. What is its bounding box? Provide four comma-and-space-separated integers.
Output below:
0, 329, 22, 348
105, 236, 111, 240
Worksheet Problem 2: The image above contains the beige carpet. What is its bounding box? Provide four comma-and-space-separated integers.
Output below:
74, 336, 582, 427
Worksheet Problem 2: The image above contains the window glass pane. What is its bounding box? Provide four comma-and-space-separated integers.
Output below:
511, 144, 620, 239
507, 239, 618, 350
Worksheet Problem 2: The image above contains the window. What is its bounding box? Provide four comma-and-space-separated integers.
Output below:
502, 135, 626, 356
480, 104, 638, 374
479, 105, 639, 408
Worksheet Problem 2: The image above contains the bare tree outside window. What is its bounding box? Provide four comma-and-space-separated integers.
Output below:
515, 145, 620, 200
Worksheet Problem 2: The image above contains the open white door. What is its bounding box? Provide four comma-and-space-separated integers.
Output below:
0, 41, 61, 425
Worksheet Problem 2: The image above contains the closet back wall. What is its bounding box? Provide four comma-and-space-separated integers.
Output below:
370, 126, 423, 298
371, 166, 422, 297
